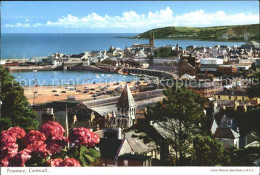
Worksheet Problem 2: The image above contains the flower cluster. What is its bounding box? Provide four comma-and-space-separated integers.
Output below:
40, 121, 65, 140
68, 127, 100, 147
0, 127, 27, 167
1, 122, 100, 167
8, 149, 32, 167
47, 158, 81, 167
25, 130, 48, 158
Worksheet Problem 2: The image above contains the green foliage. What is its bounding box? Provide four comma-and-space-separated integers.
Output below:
192, 135, 226, 166
154, 47, 173, 57
136, 24, 260, 41
247, 72, 260, 98
234, 106, 260, 138
67, 145, 100, 166
0, 118, 12, 132
145, 85, 206, 165
0, 66, 39, 131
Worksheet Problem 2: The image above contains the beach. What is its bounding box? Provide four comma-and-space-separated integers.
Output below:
24, 81, 145, 105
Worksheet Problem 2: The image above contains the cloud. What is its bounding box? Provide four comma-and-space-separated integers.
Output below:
4, 7, 259, 30
25, 19, 30, 22
5, 23, 30, 28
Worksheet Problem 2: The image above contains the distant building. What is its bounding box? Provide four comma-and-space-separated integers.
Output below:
215, 127, 240, 148
200, 58, 223, 72
241, 41, 260, 50
217, 65, 237, 75
214, 90, 260, 102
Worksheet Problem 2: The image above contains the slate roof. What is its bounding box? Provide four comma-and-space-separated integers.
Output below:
118, 154, 151, 161
215, 127, 240, 139
117, 83, 137, 109
242, 41, 260, 48
215, 90, 247, 96
97, 138, 123, 159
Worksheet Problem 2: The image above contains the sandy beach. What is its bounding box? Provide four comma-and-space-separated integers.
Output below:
24, 81, 146, 105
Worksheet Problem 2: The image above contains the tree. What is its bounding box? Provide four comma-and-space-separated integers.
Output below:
0, 66, 39, 131
247, 72, 260, 98
144, 85, 206, 165
192, 135, 226, 166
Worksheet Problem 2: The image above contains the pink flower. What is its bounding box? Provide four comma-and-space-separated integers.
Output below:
1, 130, 17, 149
24, 130, 46, 145
9, 149, 31, 167
59, 158, 81, 167
0, 143, 19, 167
47, 158, 64, 167
69, 128, 100, 147
46, 140, 65, 155
8, 127, 26, 139
24, 130, 48, 158
26, 143, 48, 158
40, 121, 65, 140
1, 157, 9, 167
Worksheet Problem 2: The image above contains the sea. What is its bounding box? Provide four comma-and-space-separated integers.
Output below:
3, 33, 245, 85
12, 70, 140, 86
1, 33, 245, 59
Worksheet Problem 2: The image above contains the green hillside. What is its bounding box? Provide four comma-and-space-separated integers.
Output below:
135, 24, 260, 41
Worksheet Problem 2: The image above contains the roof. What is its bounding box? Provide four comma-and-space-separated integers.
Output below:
242, 41, 260, 48
215, 127, 240, 139
70, 53, 85, 58
117, 83, 137, 109
215, 90, 248, 96
97, 138, 123, 159
124, 130, 157, 153
118, 154, 151, 161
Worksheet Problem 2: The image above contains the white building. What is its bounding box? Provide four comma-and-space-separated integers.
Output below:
215, 127, 240, 148
200, 58, 223, 72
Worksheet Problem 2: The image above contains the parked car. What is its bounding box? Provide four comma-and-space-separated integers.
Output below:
54, 94, 60, 96
67, 95, 78, 101
89, 91, 95, 94
92, 94, 97, 98
61, 91, 66, 93
52, 90, 57, 92
83, 90, 89, 93
76, 90, 82, 92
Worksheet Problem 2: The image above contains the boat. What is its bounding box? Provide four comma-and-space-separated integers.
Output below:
33, 70, 37, 72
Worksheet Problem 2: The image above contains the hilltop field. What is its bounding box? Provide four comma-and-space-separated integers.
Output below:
135, 24, 260, 41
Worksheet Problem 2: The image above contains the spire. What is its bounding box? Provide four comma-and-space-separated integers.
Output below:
112, 110, 117, 118
117, 83, 136, 109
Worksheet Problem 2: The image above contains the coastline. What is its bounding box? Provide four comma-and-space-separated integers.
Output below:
24, 81, 142, 105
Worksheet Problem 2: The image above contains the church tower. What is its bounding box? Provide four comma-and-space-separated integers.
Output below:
149, 31, 154, 48
116, 83, 137, 128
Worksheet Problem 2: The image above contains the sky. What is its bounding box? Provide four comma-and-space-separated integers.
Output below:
1, 1, 259, 33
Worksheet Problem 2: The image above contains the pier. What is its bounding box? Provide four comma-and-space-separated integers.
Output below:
122, 68, 176, 79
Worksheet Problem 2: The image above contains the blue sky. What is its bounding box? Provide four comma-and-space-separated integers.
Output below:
1, 1, 259, 33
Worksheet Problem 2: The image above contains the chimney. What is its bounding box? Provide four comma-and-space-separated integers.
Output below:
243, 104, 247, 112
234, 100, 239, 111
118, 128, 122, 139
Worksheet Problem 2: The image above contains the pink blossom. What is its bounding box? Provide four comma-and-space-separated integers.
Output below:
8, 127, 26, 139
24, 130, 46, 145
40, 121, 65, 140
47, 158, 64, 167
59, 158, 81, 167
69, 128, 100, 147
1, 157, 9, 167
24, 130, 48, 158
1, 130, 17, 149
9, 149, 32, 167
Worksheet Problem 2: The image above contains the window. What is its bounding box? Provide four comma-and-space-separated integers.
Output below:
123, 160, 128, 166
242, 96, 245, 100
218, 95, 220, 99
229, 96, 231, 100
227, 120, 232, 127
